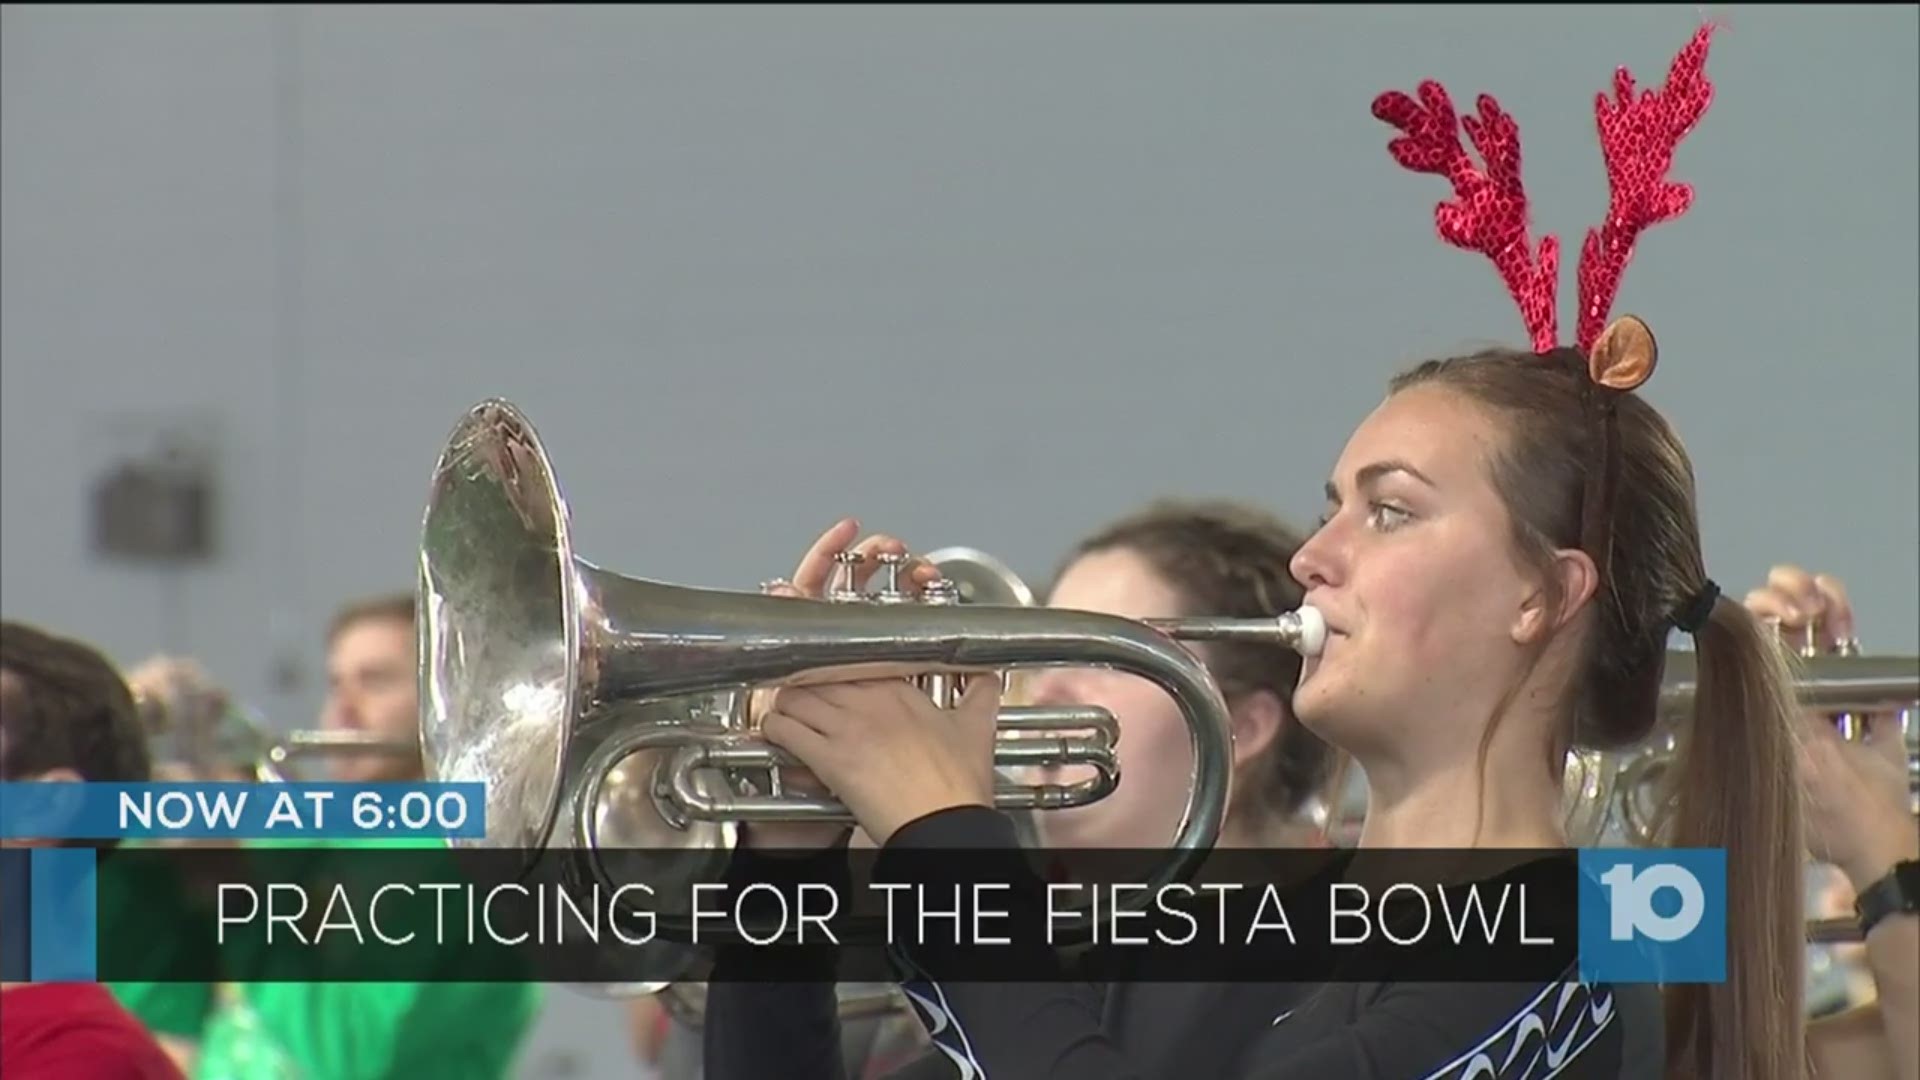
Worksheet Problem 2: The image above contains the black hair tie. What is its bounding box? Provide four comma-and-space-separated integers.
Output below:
1673, 579, 1720, 634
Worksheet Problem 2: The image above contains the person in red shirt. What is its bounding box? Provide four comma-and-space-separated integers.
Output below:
0, 982, 185, 1080
1, 620, 186, 1080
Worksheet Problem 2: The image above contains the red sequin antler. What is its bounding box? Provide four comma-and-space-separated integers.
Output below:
1372, 83, 1560, 353
1574, 25, 1717, 352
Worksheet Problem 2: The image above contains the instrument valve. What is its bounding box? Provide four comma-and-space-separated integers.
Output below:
920, 579, 962, 606
873, 551, 914, 605
828, 551, 867, 603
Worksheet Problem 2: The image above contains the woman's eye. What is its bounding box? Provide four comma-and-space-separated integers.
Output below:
1367, 502, 1413, 531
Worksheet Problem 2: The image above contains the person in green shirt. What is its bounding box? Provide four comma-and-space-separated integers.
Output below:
111, 595, 543, 1079
186, 834, 541, 1080
100, 841, 217, 1071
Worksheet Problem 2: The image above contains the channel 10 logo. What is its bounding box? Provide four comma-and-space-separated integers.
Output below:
1577, 849, 1726, 984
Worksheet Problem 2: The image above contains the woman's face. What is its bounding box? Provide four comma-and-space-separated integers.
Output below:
1026, 547, 1204, 849
1287, 385, 1547, 761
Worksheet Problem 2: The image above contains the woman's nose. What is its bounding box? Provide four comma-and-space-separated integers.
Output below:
1290, 524, 1343, 591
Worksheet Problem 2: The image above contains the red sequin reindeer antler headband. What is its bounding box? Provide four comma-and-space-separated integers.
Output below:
1371, 24, 1718, 582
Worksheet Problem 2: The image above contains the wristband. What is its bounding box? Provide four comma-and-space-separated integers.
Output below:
1855, 859, 1920, 937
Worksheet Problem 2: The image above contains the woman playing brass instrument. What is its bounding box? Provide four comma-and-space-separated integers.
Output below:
706, 24, 1809, 1080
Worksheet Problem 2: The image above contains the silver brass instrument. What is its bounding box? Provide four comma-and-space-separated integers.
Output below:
416, 399, 1325, 991
254, 730, 422, 783
657, 546, 1047, 1027
1559, 748, 1619, 849
127, 659, 419, 784
1612, 652, 1918, 847
1593, 650, 1919, 944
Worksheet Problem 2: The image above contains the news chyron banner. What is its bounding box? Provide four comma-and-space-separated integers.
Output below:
0, 782, 1726, 987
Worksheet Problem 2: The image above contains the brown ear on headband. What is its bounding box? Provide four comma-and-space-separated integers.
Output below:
1586, 315, 1658, 391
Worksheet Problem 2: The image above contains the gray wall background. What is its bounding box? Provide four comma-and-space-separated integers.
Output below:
4, 5, 1916, 1077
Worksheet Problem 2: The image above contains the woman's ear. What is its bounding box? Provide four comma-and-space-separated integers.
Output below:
1513, 548, 1601, 645
1229, 689, 1287, 771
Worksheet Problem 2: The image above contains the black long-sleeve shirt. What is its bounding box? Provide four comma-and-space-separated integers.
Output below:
704, 807, 1663, 1080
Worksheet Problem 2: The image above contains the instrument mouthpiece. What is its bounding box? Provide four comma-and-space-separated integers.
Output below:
1142, 606, 1327, 656
1284, 606, 1327, 657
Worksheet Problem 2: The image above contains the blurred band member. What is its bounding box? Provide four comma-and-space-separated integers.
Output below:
156, 593, 541, 1080
317, 593, 424, 783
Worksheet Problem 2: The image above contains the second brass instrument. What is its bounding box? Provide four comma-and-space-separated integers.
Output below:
254, 729, 421, 783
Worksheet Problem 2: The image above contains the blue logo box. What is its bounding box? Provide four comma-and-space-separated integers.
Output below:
1578, 848, 1726, 984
